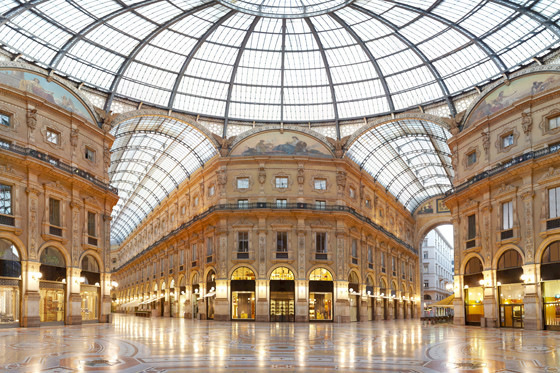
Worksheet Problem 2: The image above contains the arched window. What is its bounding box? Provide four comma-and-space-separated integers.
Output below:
465, 257, 483, 275
424, 294, 432, 300
309, 268, 332, 281
231, 267, 255, 281
270, 267, 294, 280
498, 250, 523, 270
81, 255, 100, 285
40, 247, 66, 282
0, 238, 21, 278
542, 241, 560, 264
348, 271, 359, 284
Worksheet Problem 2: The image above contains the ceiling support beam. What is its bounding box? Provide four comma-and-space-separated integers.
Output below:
329, 12, 395, 113
352, 4, 457, 118
167, 10, 235, 109
305, 17, 341, 139
223, 16, 261, 138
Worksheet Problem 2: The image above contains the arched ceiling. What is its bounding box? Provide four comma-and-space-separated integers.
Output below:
346, 119, 453, 212
109, 115, 217, 244
1, 0, 559, 133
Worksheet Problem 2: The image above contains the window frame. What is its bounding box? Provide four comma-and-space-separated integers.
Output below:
502, 200, 513, 230
237, 231, 249, 253
275, 176, 288, 189
49, 197, 61, 227
0, 183, 13, 216
314, 178, 327, 191
276, 231, 288, 252
87, 211, 96, 237
549, 186, 560, 219
46, 128, 60, 145
85, 147, 96, 162
315, 232, 327, 253
0, 111, 11, 127
237, 177, 250, 189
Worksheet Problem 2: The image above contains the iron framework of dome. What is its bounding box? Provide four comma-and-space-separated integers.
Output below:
1, 0, 559, 131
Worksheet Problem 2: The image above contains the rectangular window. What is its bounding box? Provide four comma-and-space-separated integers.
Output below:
502, 133, 514, 148
85, 147, 95, 162
238, 231, 249, 252
49, 198, 61, 226
276, 232, 287, 252
467, 214, 476, 240
87, 211, 96, 237
192, 243, 198, 260
423, 251, 428, 259
365, 199, 371, 207
0, 112, 10, 127
180, 250, 184, 265
367, 245, 373, 263
238, 199, 249, 209
194, 196, 199, 206
46, 128, 60, 145
550, 187, 560, 219
381, 252, 386, 273
502, 201, 513, 230
349, 187, 355, 198
0, 184, 12, 215
316, 232, 326, 253
0, 138, 10, 150
207, 237, 213, 256
392, 256, 396, 275
424, 281, 429, 288
237, 177, 249, 189
315, 200, 326, 210
550, 116, 560, 130
401, 262, 405, 279
351, 239, 358, 258
276, 199, 287, 208
169, 254, 174, 269
467, 151, 476, 166
208, 185, 215, 196
161, 258, 165, 274
423, 264, 429, 273
275, 176, 288, 189
314, 179, 327, 190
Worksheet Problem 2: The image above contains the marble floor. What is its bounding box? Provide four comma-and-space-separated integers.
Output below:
1, 315, 559, 372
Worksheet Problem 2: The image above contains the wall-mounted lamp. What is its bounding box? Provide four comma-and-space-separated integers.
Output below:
463, 285, 469, 289
111, 281, 119, 288
31, 272, 43, 281
349, 288, 354, 293
194, 288, 199, 294
79, 277, 86, 283
62, 278, 66, 284
367, 290, 371, 296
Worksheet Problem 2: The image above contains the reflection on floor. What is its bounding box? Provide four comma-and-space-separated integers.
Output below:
1, 314, 559, 372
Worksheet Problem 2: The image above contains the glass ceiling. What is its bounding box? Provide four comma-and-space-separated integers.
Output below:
346, 119, 453, 212
1, 0, 559, 127
109, 115, 217, 244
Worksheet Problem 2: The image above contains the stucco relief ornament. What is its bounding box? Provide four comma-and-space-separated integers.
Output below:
212, 133, 236, 156
103, 145, 111, 168
258, 167, 266, 185
70, 128, 79, 148
326, 135, 350, 158
27, 108, 37, 131
216, 169, 227, 188
336, 171, 346, 192
521, 112, 533, 136
481, 131, 490, 155
297, 166, 304, 185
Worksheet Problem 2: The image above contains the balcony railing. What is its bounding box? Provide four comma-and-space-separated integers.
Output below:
114, 202, 417, 272
446, 144, 560, 197
315, 253, 327, 260
206, 255, 213, 263
547, 217, 560, 230
465, 239, 476, 249
2, 142, 117, 194
88, 236, 98, 246
368, 263, 373, 270
0, 214, 15, 226
237, 252, 249, 259
352, 257, 358, 265
275, 252, 288, 259
49, 225, 62, 236
500, 229, 514, 240
191, 261, 198, 267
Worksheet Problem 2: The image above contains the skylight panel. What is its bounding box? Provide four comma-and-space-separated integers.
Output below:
400, 16, 446, 45
380, 6, 418, 28
432, 0, 479, 23
135, 1, 184, 24
418, 29, 469, 60
38, 0, 95, 34
460, 2, 515, 37
107, 12, 158, 40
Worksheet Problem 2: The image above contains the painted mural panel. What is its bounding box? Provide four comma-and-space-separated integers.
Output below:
0, 69, 94, 122
231, 131, 332, 158
466, 72, 560, 126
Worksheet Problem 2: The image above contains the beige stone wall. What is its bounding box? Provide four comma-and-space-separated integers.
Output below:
0, 67, 118, 326
445, 68, 560, 329
112, 147, 420, 322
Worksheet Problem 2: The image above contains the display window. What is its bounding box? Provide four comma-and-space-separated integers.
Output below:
0, 239, 21, 324
464, 286, 484, 325
498, 283, 524, 328
543, 280, 560, 330
0, 285, 19, 323
80, 286, 99, 321
39, 287, 65, 322
232, 291, 255, 319
270, 267, 295, 322
309, 292, 332, 320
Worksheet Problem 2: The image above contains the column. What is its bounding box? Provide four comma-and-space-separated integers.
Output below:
214, 279, 229, 321
481, 269, 498, 328
67, 267, 82, 325
522, 263, 541, 330
22, 260, 41, 327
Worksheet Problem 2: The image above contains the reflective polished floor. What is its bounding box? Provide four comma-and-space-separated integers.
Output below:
1, 314, 560, 372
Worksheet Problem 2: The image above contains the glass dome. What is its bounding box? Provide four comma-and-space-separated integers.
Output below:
0, 0, 558, 125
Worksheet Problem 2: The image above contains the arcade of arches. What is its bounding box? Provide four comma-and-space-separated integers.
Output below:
1, 55, 560, 330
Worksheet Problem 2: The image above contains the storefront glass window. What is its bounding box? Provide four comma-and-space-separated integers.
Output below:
543, 280, 560, 329
465, 286, 484, 324
0, 285, 19, 323
232, 292, 255, 319
39, 288, 65, 322
81, 287, 98, 320
309, 293, 332, 320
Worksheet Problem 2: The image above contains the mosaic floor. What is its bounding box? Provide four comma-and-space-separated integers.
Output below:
0, 314, 559, 372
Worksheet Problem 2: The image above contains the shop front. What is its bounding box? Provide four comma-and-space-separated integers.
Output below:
463, 257, 484, 326
348, 272, 360, 322
0, 239, 21, 325
192, 273, 200, 319
541, 241, 560, 330
308, 268, 333, 321
269, 267, 295, 322
39, 247, 67, 324
206, 270, 216, 320
80, 255, 100, 321
178, 276, 186, 318
365, 276, 374, 321
231, 267, 256, 320
497, 250, 524, 329
380, 278, 388, 320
